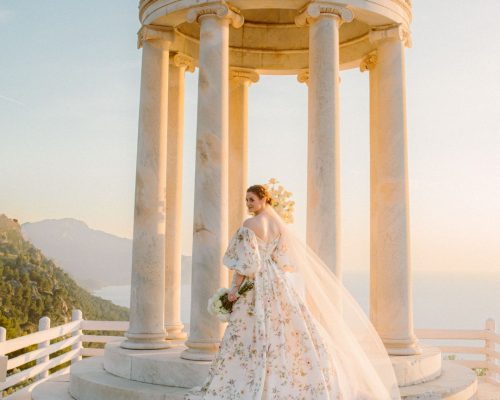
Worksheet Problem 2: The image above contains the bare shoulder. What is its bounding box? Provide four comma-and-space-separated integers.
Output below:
243, 217, 266, 239
242, 213, 280, 241
243, 217, 258, 229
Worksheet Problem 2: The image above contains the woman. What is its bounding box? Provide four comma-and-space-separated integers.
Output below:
185, 185, 401, 400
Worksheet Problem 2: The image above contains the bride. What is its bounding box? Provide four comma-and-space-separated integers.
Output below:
185, 184, 401, 400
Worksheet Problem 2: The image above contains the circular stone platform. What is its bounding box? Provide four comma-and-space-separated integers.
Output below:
103, 341, 442, 388
30, 356, 478, 400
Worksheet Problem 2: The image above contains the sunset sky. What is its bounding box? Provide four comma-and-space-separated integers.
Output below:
1, 0, 499, 273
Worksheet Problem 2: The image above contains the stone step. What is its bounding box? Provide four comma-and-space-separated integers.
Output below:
32, 357, 479, 400
30, 373, 72, 400
69, 357, 188, 400
400, 361, 477, 399
476, 377, 500, 400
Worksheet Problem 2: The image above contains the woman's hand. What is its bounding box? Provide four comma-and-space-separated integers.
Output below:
228, 287, 239, 302
228, 272, 245, 302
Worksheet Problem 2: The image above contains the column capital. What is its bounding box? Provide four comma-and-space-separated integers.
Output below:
186, 2, 244, 28
171, 52, 196, 73
229, 68, 259, 85
137, 25, 174, 49
359, 51, 377, 72
295, 2, 354, 27
297, 69, 309, 85
369, 24, 412, 48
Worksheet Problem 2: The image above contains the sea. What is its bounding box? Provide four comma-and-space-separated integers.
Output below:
93, 269, 500, 331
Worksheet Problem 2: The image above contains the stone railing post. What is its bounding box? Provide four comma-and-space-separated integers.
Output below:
0, 326, 7, 392
485, 318, 497, 382
37, 316, 50, 380
72, 310, 83, 364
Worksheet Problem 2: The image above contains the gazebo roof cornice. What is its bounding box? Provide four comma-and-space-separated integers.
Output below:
138, 0, 412, 74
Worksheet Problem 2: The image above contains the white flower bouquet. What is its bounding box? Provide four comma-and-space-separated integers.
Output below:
207, 279, 255, 322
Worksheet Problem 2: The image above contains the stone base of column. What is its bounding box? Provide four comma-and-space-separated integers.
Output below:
104, 342, 210, 387
121, 332, 170, 350
383, 335, 423, 356
391, 345, 441, 386
165, 323, 187, 340
180, 340, 219, 361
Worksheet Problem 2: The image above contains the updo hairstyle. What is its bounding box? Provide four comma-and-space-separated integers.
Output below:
246, 184, 272, 205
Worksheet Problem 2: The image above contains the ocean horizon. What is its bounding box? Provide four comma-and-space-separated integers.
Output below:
93, 269, 500, 331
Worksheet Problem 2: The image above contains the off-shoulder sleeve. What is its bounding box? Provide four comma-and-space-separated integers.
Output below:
223, 227, 261, 277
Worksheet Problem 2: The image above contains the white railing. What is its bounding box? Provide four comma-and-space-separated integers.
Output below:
415, 318, 500, 385
0, 312, 498, 398
0, 310, 129, 399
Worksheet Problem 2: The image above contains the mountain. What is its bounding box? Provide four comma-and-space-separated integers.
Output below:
21, 217, 193, 291
21, 218, 132, 290
0, 214, 129, 339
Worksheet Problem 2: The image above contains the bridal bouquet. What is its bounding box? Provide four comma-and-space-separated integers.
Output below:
207, 279, 255, 322
264, 178, 295, 224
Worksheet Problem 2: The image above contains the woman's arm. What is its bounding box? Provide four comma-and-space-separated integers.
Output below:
228, 272, 246, 301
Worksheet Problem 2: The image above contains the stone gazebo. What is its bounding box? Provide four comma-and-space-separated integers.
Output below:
43, 0, 479, 399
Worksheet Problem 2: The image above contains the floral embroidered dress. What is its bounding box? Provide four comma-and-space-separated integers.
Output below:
185, 225, 345, 400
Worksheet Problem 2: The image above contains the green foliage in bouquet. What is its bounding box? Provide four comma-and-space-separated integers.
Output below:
207, 279, 255, 321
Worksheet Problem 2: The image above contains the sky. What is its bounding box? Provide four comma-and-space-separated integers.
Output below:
1, 1, 499, 273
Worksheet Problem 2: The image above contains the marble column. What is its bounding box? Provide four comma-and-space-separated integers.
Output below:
228, 68, 259, 235
122, 25, 174, 350
364, 26, 421, 355
295, 3, 353, 279
164, 53, 195, 341
228, 68, 259, 284
182, 4, 244, 361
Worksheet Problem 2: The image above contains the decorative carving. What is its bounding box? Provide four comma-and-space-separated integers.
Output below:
369, 24, 412, 48
402, 27, 413, 48
229, 68, 259, 84
393, 0, 412, 9
391, 0, 412, 20
137, 25, 174, 49
359, 52, 377, 72
172, 52, 196, 73
186, 3, 244, 29
295, 2, 354, 27
297, 70, 309, 84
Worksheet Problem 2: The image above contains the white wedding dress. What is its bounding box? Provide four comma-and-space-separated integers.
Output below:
185, 207, 401, 400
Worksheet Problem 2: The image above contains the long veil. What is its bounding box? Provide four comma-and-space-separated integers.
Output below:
265, 206, 401, 400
